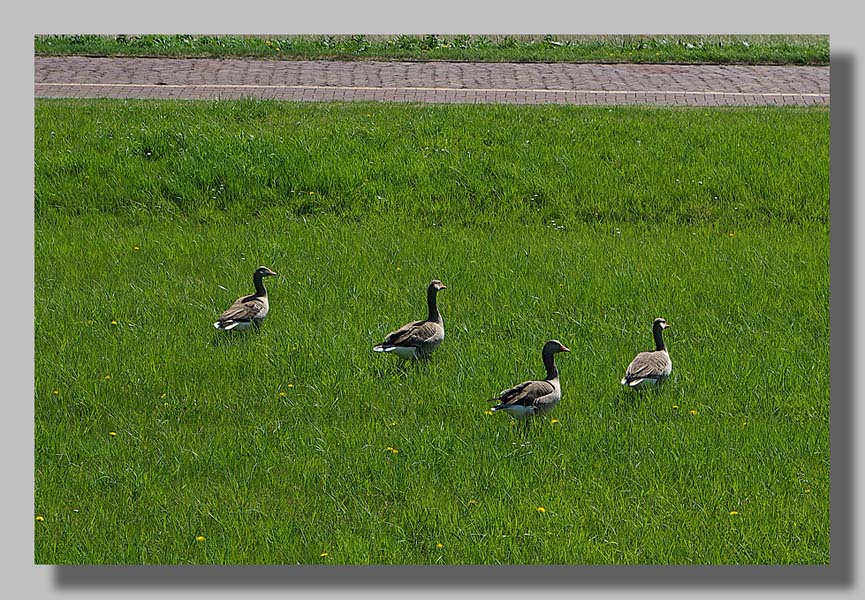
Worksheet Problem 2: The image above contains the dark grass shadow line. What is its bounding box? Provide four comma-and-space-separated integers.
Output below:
50, 56, 847, 591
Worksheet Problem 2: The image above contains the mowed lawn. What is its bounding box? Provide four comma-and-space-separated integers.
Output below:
34, 100, 829, 564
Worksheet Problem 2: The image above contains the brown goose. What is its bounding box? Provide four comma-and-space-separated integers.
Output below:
213, 266, 278, 331
373, 280, 446, 360
621, 317, 672, 388
491, 340, 570, 420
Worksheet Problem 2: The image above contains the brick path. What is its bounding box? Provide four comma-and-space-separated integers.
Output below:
34, 56, 830, 106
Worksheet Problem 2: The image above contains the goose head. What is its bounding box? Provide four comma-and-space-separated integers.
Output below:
653, 317, 671, 332
255, 266, 278, 278
428, 279, 447, 293
544, 340, 571, 354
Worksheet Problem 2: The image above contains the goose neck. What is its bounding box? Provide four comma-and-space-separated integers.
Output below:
653, 325, 666, 351
542, 348, 559, 380
427, 287, 441, 323
253, 273, 268, 298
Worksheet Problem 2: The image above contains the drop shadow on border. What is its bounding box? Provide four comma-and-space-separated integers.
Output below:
51, 54, 851, 591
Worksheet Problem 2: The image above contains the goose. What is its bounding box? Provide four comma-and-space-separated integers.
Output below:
620, 317, 672, 388
373, 279, 447, 359
213, 266, 278, 331
491, 340, 570, 420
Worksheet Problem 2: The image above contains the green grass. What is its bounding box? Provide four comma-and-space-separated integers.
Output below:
34, 34, 830, 65
35, 100, 828, 227
34, 100, 829, 564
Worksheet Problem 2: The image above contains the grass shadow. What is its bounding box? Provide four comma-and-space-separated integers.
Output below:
370, 354, 436, 379
208, 327, 263, 347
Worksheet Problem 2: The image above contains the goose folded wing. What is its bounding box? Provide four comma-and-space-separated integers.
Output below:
218, 296, 265, 323
495, 380, 556, 408
384, 320, 440, 348
625, 351, 669, 380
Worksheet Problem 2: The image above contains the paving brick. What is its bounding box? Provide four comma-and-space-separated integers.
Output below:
34, 57, 829, 107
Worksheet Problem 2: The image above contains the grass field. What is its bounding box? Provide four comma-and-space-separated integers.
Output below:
34, 100, 829, 564
34, 34, 830, 65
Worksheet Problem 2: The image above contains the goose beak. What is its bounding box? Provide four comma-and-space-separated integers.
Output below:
663, 323, 671, 329
559, 344, 571, 352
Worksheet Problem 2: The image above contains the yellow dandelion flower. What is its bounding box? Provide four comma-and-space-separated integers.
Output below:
689, 409, 698, 416
729, 511, 739, 515
104, 375, 111, 380
52, 390, 59, 395
728, 232, 735, 237
36, 515, 45, 522
804, 488, 812, 493
110, 320, 118, 325
279, 391, 287, 397
672, 404, 679, 409
484, 410, 493, 416
550, 418, 560, 424
308, 191, 314, 195
196, 535, 206, 542
109, 431, 117, 437
396, 266, 401, 272
287, 383, 294, 388
467, 499, 478, 505
266, 40, 272, 46
320, 552, 328, 557
385, 447, 399, 454
536, 506, 546, 514
160, 392, 166, 399
133, 246, 140, 251
436, 542, 443, 549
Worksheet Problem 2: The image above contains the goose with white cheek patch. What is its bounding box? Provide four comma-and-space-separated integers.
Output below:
213, 266, 278, 331
373, 280, 447, 360
620, 318, 672, 389
491, 340, 570, 421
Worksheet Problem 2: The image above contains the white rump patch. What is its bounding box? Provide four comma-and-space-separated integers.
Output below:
374, 345, 420, 360
494, 404, 535, 420
215, 320, 251, 331
392, 346, 419, 360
